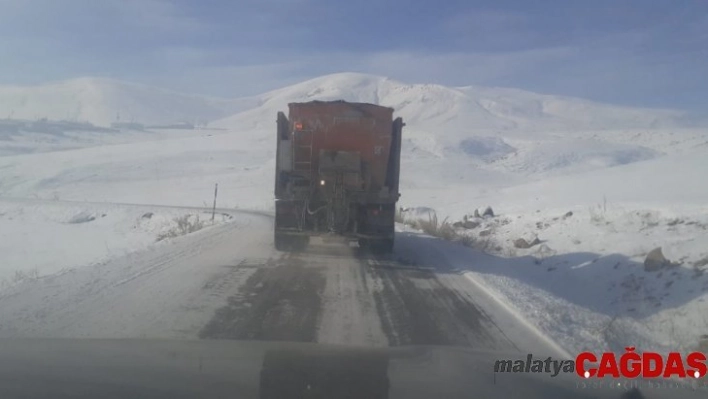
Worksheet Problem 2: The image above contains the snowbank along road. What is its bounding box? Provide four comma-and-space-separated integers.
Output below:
0, 209, 564, 357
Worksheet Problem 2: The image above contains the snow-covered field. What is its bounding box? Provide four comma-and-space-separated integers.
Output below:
0, 72, 706, 355
0, 199, 233, 288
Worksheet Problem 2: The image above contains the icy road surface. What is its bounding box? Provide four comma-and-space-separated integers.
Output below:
0, 211, 564, 356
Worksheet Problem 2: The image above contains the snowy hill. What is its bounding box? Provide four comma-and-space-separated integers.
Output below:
1, 72, 705, 182
211, 73, 700, 177
0, 72, 691, 133
213, 72, 687, 132
0, 77, 253, 126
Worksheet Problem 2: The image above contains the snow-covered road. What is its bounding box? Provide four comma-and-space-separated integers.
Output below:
0, 209, 565, 357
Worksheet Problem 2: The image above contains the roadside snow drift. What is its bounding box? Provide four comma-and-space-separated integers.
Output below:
0, 199, 232, 288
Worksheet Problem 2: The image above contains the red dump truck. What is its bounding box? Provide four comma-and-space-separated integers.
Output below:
274, 100, 404, 253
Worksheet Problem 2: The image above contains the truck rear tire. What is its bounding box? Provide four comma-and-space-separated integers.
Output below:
274, 232, 309, 252
274, 232, 288, 251
296, 236, 310, 251
359, 238, 394, 254
372, 239, 394, 254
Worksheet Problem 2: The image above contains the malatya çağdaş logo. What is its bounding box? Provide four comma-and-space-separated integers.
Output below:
494, 348, 707, 379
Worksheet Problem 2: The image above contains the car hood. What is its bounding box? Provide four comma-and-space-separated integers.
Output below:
0, 339, 702, 399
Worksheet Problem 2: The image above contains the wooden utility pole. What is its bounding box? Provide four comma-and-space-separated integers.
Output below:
211, 183, 218, 223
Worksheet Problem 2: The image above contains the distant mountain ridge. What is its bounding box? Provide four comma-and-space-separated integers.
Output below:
0, 73, 692, 131
211, 73, 688, 132
0, 77, 254, 127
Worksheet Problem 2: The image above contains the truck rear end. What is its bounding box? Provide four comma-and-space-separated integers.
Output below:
274, 100, 404, 253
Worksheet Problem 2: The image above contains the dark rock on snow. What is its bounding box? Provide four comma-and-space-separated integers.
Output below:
513, 237, 541, 249
644, 247, 671, 272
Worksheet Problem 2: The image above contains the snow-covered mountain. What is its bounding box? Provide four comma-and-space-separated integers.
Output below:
0, 72, 692, 131
1, 72, 704, 178
212, 72, 687, 132
0, 77, 254, 126
205, 73, 702, 181
205, 73, 700, 177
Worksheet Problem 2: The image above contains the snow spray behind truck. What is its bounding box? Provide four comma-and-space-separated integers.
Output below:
274, 100, 404, 253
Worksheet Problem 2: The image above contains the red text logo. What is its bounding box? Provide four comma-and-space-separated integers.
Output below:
576, 348, 707, 379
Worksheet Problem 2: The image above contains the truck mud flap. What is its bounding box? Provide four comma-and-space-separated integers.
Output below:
274, 230, 310, 252
275, 200, 301, 229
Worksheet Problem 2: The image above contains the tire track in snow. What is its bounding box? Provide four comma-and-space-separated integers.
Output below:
199, 241, 521, 351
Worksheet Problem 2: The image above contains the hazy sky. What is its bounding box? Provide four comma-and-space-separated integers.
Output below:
1, 0, 706, 110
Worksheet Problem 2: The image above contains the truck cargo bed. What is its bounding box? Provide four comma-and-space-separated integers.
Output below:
274, 100, 403, 254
